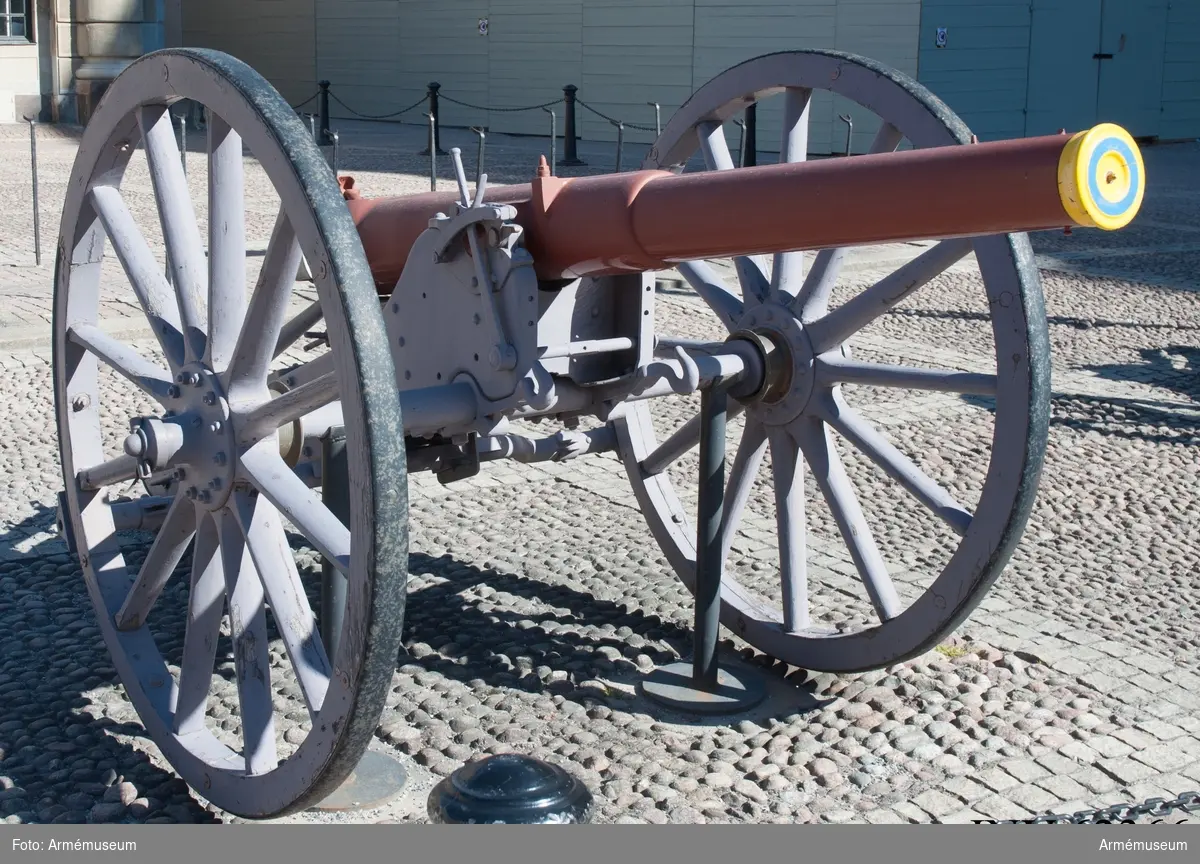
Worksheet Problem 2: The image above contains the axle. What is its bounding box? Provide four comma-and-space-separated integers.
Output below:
347, 124, 1144, 288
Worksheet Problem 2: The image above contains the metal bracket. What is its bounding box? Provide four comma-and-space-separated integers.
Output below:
436, 433, 481, 485
55, 491, 77, 556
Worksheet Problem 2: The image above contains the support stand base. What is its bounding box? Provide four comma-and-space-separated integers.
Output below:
640, 661, 767, 716
308, 750, 409, 813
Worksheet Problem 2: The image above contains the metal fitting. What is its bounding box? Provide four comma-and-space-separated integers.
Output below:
203, 391, 217, 406
213, 452, 227, 466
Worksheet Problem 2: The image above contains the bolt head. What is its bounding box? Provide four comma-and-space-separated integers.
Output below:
198, 490, 212, 503
209, 478, 222, 490
71, 395, 90, 412
173, 468, 186, 481
185, 487, 197, 500
213, 452, 227, 466
209, 421, 223, 433
203, 391, 217, 406
167, 385, 181, 399
123, 432, 145, 459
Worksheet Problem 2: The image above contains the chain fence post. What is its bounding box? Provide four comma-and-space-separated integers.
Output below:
317, 80, 334, 147
611, 120, 624, 173
331, 130, 340, 176
561, 85, 585, 166
308, 113, 317, 142
734, 118, 746, 169
543, 107, 557, 176
175, 110, 187, 175
426, 112, 437, 191
26, 118, 40, 267
648, 102, 661, 138
838, 113, 854, 157
744, 103, 757, 167
470, 127, 486, 184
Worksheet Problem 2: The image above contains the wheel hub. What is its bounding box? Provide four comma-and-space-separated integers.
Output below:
125, 363, 237, 510
733, 301, 816, 425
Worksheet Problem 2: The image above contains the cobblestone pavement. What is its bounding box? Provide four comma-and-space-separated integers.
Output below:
0, 117, 1198, 826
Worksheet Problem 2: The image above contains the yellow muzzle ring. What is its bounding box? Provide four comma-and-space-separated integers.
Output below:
1057, 123, 1145, 231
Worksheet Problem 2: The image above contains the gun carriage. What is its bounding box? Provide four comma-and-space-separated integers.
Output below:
50, 48, 1144, 817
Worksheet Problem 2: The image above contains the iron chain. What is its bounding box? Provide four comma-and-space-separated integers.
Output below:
328, 92, 429, 120
979, 790, 1200, 824
575, 99, 658, 132
290, 91, 320, 111
439, 94, 564, 113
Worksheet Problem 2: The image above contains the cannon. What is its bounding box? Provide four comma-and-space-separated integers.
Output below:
50, 47, 1144, 817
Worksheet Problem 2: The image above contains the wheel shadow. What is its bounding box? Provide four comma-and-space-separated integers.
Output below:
959, 344, 1199, 444
398, 551, 832, 726
0, 501, 831, 824
0, 504, 219, 825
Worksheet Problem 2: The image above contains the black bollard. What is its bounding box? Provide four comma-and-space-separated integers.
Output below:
560, 84, 586, 166
419, 82, 448, 156
743, 103, 758, 167
317, 80, 334, 147
428, 754, 593, 824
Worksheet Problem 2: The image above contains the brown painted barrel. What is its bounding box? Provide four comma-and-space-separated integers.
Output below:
346, 128, 1139, 289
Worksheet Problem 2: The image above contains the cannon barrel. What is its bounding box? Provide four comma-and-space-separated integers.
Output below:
348, 123, 1144, 287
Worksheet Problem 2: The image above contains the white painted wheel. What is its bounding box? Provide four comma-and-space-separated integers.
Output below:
53, 49, 408, 818
615, 51, 1051, 672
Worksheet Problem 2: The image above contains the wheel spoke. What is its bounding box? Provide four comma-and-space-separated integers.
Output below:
816, 390, 972, 536
793, 416, 901, 622
696, 120, 736, 172
274, 300, 324, 359
718, 419, 768, 566
640, 401, 747, 477
226, 208, 302, 393
207, 115, 247, 372
216, 508, 277, 774
67, 324, 175, 403
806, 238, 974, 353
240, 373, 339, 442
239, 442, 350, 575
816, 355, 997, 396
789, 122, 907, 320
115, 495, 197, 631
675, 260, 745, 332
771, 87, 812, 300
88, 185, 186, 368
174, 511, 225, 735
769, 425, 808, 632
139, 105, 207, 362
231, 488, 332, 716
695, 120, 770, 304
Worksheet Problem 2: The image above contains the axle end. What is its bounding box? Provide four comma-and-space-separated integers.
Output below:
1057, 123, 1144, 231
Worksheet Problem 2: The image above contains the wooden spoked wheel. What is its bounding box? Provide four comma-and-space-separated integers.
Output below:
53, 48, 407, 817
615, 50, 1051, 673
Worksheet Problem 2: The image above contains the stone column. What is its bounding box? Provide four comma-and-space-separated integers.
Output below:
53, 0, 166, 125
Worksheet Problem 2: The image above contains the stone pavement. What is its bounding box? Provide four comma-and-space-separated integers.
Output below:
0, 116, 1197, 825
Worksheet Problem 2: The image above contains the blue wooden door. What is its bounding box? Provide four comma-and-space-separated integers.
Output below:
1096, 0, 1170, 137
1025, 0, 1105, 136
